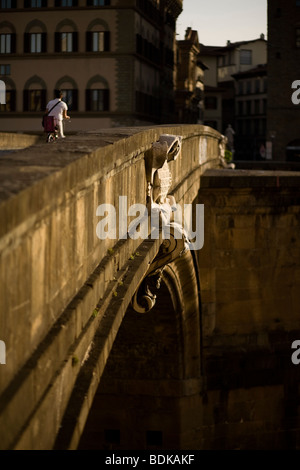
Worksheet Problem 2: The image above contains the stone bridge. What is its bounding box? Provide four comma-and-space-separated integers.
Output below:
0, 126, 300, 450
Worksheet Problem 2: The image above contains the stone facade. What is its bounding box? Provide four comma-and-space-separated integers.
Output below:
0, 0, 182, 132
267, 0, 300, 160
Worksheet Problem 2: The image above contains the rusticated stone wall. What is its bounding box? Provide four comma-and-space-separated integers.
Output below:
197, 169, 300, 449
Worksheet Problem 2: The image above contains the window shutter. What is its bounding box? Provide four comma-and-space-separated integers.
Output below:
11, 33, 16, 53
72, 89, 78, 111
103, 89, 109, 111
86, 31, 92, 52
24, 33, 30, 53
41, 33, 47, 52
23, 90, 29, 111
10, 90, 16, 111
73, 32, 78, 52
104, 31, 110, 51
41, 90, 47, 110
86, 89, 91, 111
54, 32, 61, 52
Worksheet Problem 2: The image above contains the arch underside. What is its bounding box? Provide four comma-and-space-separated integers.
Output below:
78, 249, 202, 449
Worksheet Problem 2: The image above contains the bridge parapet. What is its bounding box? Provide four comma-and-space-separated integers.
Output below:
0, 124, 223, 449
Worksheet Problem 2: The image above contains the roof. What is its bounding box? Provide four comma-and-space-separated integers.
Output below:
232, 64, 267, 79
200, 36, 266, 56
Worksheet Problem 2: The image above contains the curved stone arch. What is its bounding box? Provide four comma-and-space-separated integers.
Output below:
24, 19, 47, 33
78, 248, 202, 449
0, 21, 16, 34
87, 18, 109, 31
55, 75, 78, 90
86, 74, 109, 90
55, 19, 78, 33
2, 76, 16, 90
24, 75, 47, 90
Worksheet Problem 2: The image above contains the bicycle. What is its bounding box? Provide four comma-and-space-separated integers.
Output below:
45, 118, 70, 142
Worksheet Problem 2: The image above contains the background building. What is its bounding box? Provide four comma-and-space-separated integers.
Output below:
267, 0, 300, 161
232, 64, 267, 160
0, 0, 182, 132
200, 34, 267, 141
175, 27, 206, 124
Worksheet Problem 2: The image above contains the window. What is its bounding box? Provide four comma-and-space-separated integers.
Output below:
297, 0, 300, 6
23, 89, 46, 111
254, 99, 260, 114
246, 100, 252, 115
255, 79, 260, 94
204, 96, 217, 110
238, 101, 244, 116
24, 32, 46, 53
86, 31, 110, 52
86, 88, 109, 111
0, 89, 16, 111
55, 0, 78, 6
0, 34, 15, 54
31, 33, 41, 52
238, 81, 244, 95
246, 80, 252, 94
0, 64, 10, 75
24, 0, 47, 6
61, 89, 78, 111
240, 49, 252, 65
87, 0, 110, 5
55, 32, 78, 52
1, 0, 16, 7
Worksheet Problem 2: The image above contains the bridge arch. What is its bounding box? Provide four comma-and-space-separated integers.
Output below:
78, 249, 202, 450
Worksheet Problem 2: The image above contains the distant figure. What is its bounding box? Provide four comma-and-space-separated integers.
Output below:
45, 89, 70, 139
225, 124, 235, 151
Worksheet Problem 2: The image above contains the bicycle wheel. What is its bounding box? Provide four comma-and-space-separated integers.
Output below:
47, 133, 54, 143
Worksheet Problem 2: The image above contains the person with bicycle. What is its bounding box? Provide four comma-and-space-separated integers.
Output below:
45, 89, 70, 139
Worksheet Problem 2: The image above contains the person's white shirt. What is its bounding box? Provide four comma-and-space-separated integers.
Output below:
46, 98, 68, 122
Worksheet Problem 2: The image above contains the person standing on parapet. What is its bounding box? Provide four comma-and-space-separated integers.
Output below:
45, 89, 70, 139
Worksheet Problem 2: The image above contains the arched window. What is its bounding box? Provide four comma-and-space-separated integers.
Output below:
24, 0, 47, 7
87, 0, 110, 5
0, 1, 17, 8
24, 20, 47, 53
23, 75, 46, 111
86, 75, 109, 111
55, 0, 78, 6
55, 19, 78, 53
55, 76, 78, 111
86, 19, 110, 52
0, 21, 16, 54
0, 77, 16, 112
